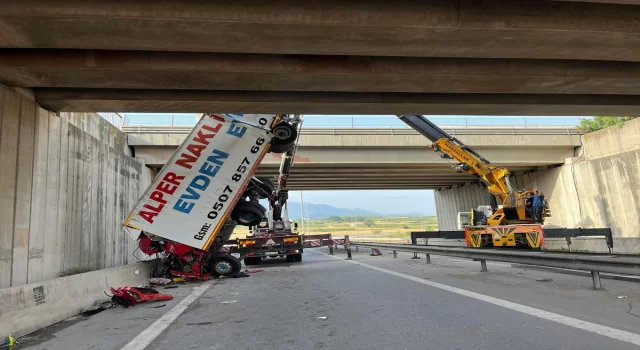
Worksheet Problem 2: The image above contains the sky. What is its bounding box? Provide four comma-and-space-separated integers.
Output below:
118, 114, 586, 216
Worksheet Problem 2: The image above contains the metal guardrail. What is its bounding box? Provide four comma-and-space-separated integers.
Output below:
122, 126, 580, 136
348, 241, 640, 289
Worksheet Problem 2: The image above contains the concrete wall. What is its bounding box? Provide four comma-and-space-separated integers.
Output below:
434, 117, 640, 253
0, 85, 152, 288
0, 261, 152, 339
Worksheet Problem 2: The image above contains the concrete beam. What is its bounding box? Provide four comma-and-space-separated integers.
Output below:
134, 146, 573, 168
2, 1, 640, 61
127, 131, 582, 148
33, 89, 640, 114
3, 50, 640, 95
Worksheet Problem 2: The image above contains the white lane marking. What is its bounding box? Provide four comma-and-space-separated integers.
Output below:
316, 251, 640, 346
121, 283, 212, 350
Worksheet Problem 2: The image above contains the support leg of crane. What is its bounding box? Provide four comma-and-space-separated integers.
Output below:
329, 246, 334, 255
591, 271, 602, 290
480, 259, 488, 272
393, 250, 397, 258
411, 252, 421, 259
426, 254, 432, 264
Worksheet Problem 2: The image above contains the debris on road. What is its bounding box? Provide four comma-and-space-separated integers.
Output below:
220, 300, 238, 304
150, 277, 173, 285
228, 271, 250, 278
164, 285, 179, 289
108, 286, 173, 308
536, 278, 553, 282
149, 304, 167, 308
245, 269, 264, 273
318, 317, 328, 320
618, 295, 628, 299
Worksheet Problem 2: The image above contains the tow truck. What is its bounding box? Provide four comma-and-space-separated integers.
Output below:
397, 115, 550, 249
236, 115, 306, 265
124, 114, 300, 279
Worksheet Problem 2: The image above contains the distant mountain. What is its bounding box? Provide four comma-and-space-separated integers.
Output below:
280, 202, 380, 220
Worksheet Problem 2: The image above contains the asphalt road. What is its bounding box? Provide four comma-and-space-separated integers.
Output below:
20, 249, 640, 350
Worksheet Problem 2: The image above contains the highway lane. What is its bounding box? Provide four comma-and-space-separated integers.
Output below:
21, 249, 640, 350
147, 251, 637, 350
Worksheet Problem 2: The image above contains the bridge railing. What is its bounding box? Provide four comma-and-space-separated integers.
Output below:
114, 114, 586, 129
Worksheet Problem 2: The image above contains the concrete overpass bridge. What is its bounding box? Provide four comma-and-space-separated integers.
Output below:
125, 125, 582, 190
3, 0, 640, 115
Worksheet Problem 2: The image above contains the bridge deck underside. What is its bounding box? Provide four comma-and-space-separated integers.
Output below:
242, 164, 533, 190
2, 0, 640, 114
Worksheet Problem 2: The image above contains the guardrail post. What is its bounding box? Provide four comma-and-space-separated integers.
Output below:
426, 254, 432, 264
345, 235, 352, 260
591, 271, 602, 289
329, 246, 334, 255
480, 259, 488, 272
355, 246, 359, 252
393, 250, 397, 258
411, 252, 421, 259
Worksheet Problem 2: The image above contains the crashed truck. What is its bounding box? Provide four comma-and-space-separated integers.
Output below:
123, 114, 305, 279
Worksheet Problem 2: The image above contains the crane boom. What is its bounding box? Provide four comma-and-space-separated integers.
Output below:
397, 115, 515, 201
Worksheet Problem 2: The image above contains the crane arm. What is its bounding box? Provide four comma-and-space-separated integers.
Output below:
269, 115, 303, 221
397, 115, 515, 200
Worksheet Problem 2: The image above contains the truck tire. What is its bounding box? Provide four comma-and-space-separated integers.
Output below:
293, 254, 303, 262
286, 254, 295, 263
209, 255, 242, 277
270, 141, 295, 154
270, 123, 297, 153
256, 177, 274, 198
231, 201, 266, 226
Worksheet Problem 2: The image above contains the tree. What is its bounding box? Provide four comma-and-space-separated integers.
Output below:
327, 215, 343, 222
577, 116, 638, 133
363, 218, 375, 227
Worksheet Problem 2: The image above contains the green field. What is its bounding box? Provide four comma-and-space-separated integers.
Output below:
232, 215, 438, 240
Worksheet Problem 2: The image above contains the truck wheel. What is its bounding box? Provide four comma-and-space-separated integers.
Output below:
256, 177, 274, 198
244, 257, 254, 266
209, 255, 242, 277
270, 123, 297, 153
231, 201, 266, 226
294, 254, 303, 262
286, 255, 295, 263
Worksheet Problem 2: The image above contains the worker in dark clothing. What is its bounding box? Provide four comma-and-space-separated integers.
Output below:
530, 190, 544, 223
525, 196, 533, 218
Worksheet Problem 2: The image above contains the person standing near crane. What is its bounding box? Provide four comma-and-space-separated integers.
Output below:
530, 190, 544, 223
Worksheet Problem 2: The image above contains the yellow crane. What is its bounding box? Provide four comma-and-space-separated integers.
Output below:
397, 115, 550, 248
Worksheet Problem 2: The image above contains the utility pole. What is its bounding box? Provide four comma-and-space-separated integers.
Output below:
299, 191, 305, 235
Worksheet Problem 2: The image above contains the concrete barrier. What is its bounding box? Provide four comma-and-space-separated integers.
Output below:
0, 262, 153, 339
